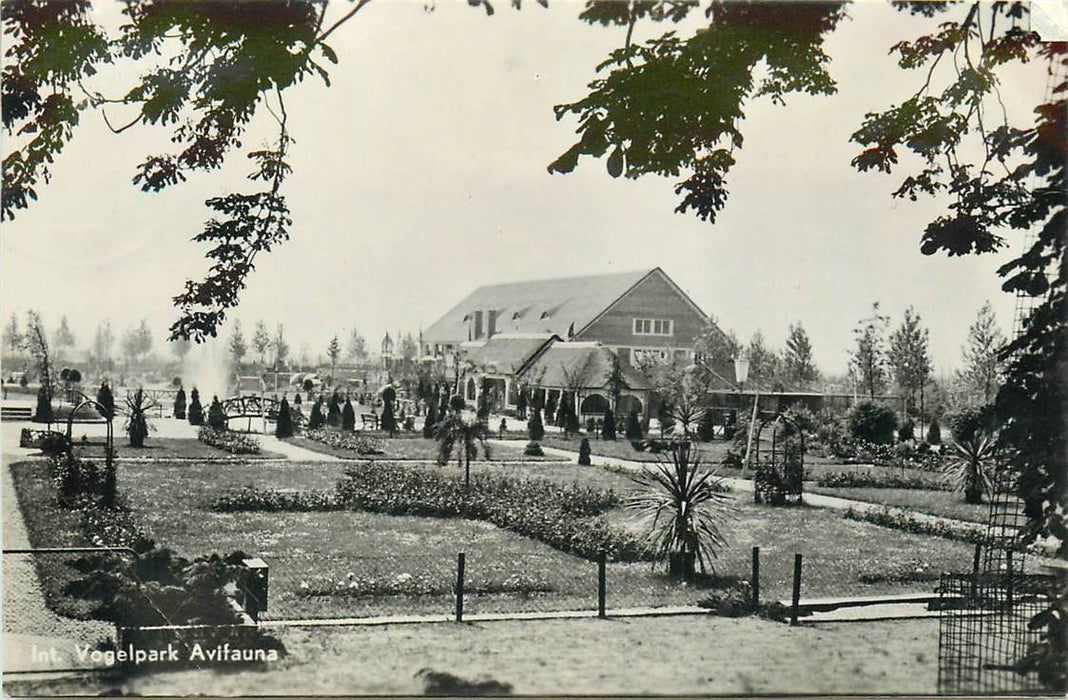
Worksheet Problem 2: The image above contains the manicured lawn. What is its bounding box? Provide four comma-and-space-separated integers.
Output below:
117, 460, 976, 618
808, 486, 992, 524
287, 434, 555, 462
73, 437, 284, 460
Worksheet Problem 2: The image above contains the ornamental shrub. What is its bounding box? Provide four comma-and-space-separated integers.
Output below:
527, 409, 544, 441
601, 407, 616, 440
848, 401, 897, 445
33, 386, 53, 423
308, 399, 325, 429
927, 417, 941, 445
949, 405, 997, 444
96, 381, 115, 421
898, 419, 915, 443
697, 408, 716, 442
275, 397, 294, 438
187, 388, 204, 426
422, 400, 438, 439
625, 410, 643, 440
524, 441, 544, 457
198, 427, 261, 454
173, 386, 187, 420
342, 397, 356, 431
578, 438, 591, 466
327, 392, 341, 427
207, 396, 227, 430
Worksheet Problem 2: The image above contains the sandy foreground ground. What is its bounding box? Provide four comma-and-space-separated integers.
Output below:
5, 615, 940, 696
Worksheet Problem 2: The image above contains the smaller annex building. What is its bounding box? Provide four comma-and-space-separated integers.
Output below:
457, 333, 652, 421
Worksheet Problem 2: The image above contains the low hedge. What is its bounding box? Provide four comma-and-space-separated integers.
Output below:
297, 570, 553, 599
817, 470, 949, 491
843, 505, 984, 544
198, 427, 261, 454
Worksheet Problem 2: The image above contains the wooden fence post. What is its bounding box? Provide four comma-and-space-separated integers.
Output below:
790, 553, 803, 626
597, 550, 607, 618
455, 552, 465, 623
751, 546, 760, 610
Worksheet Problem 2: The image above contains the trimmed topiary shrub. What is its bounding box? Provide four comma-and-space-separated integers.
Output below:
422, 400, 438, 439
527, 409, 544, 441
524, 441, 544, 457
848, 401, 897, 445
625, 410, 644, 440
601, 407, 616, 440
173, 386, 186, 420
697, 408, 716, 442
187, 388, 204, 426
96, 381, 115, 421
308, 399, 325, 429
207, 396, 227, 430
33, 386, 54, 423
341, 397, 356, 431
275, 397, 294, 438
927, 417, 941, 445
578, 438, 591, 465
326, 392, 341, 428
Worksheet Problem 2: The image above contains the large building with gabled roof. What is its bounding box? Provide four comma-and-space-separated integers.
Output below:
423, 267, 710, 367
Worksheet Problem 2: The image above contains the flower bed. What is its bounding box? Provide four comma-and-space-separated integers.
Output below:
198, 427, 261, 455
816, 470, 949, 491
335, 463, 644, 561
212, 486, 343, 512
303, 428, 385, 455
842, 505, 984, 544
297, 570, 554, 599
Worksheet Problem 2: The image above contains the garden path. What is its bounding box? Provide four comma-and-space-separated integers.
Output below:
2, 455, 114, 673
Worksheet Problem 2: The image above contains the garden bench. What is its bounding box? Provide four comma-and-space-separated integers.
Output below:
360, 413, 379, 431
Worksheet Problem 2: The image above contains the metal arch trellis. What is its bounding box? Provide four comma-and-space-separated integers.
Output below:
64, 391, 115, 470
752, 413, 805, 506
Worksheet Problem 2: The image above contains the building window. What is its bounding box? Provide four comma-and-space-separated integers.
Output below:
633, 318, 673, 336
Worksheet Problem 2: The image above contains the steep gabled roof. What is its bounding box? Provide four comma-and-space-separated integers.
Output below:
424, 269, 656, 343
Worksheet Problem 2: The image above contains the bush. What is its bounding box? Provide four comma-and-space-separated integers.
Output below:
601, 407, 616, 440
173, 387, 187, 420
207, 397, 227, 430
927, 417, 942, 445
524, 441, 544, 457
949, 405, 997, 443
578, 438, 591, 465
187, 388, 204, 425
33, 386, 54, 423
527, 409, 544, 441
327, 392, 341, 428
96, 382, 115, 421
308, 399, 325, 429
781, 405, 817, 434
898, 419, 915, 443
275, 397, 294, 439
697, 409, 716, 442
197, 427, 261, 454
625, 410, 643, 440
304, 428, 384, 455
333, 463, 642, 561
341, 398, 356, 431
848, 401, 897, 445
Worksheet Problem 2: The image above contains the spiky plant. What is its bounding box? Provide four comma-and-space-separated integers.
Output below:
945, 432, 997, 504
435, 412, 492, 488
669, 401, 705, 441
626, 442, 734, 580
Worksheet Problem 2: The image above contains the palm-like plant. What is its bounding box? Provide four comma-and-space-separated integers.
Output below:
669, 401, 705, 441
124, 387, 158, 448
945, 432, 997, 504
435, 411, 492, 487
626, 442, 735, 580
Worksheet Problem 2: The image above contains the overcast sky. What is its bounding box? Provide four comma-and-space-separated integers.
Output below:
0, 0, 1057, 375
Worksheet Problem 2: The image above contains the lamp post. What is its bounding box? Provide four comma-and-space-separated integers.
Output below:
734, 355, 759, 479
